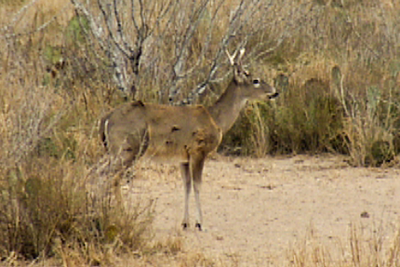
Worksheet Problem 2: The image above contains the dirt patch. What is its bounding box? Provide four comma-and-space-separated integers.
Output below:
123, 155, 400, 265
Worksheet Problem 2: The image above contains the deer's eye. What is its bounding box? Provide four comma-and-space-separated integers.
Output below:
253, 79, 260, 85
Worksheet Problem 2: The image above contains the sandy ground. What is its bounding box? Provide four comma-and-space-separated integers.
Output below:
123, 155, 400, 266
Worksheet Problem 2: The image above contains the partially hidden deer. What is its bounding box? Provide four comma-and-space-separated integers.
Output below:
99, 49, 278, 231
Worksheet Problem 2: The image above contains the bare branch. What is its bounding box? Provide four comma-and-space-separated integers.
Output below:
113, 0, 133, 54
71, 0, 308, 103
70, 0, 106, 48
171, 0, 224, 81
173, 0, 210, 77
138, 0, 146, 33
97, 0, 129, 58
130, 0, 140, 33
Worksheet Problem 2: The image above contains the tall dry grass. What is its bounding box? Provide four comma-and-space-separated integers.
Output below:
221, 0, 400, 166
0, 0, 400, 265
0, 1, 152, 264
289, 223, 400, 267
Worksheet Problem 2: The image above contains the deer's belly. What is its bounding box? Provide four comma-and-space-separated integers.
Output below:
142, 142, 189, 163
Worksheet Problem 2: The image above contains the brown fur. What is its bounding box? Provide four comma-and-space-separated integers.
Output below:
102, 102, 222, 167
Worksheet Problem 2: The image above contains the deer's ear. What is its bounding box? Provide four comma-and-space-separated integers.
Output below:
233, 66, 246, 83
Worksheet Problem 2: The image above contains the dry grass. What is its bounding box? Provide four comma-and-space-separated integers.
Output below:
221, 0, 400, 164
0, 0, 400, 265
288, 223, 400, 267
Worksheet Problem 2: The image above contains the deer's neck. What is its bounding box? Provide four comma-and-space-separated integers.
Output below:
208, 82, 247, 134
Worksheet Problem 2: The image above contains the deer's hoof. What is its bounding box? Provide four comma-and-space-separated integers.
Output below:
182, 223, 189, 230
195, 223, 202, 231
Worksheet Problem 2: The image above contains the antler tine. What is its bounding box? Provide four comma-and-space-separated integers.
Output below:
226, 48, 245, 64
225, 49, 236, 66
238, 48, 245, 62
236, 48, 250, 75
226, 48, 249, 75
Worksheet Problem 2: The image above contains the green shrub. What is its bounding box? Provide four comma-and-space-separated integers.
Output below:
66, 15, 90, 45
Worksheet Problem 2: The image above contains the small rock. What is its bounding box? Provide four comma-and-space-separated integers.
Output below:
360, 211, 370, 218
216, 235, 224, 241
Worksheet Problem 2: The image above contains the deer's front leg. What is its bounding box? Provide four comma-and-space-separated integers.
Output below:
191, 155, 205, 231
180, 162, 191, 229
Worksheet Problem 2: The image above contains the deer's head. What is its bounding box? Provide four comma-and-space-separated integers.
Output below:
226, 48, 279, 101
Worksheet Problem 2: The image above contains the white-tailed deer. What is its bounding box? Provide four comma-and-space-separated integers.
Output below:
99, 49, 278, 230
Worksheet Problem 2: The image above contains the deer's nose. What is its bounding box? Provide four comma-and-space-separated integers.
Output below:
268, 88, 279, 99
268, 92, 279, 99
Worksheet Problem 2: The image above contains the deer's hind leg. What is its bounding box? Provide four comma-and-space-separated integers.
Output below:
108, 135, 138, 207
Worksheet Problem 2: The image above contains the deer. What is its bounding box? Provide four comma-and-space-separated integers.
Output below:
99, 48, 278, 231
